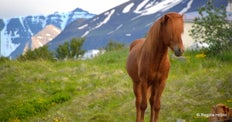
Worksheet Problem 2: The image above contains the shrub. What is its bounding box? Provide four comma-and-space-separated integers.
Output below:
190, 0, 232, 55
56, 41, 69, 59
17, 46, 54, 61
105, 41, 125, 51
56, 38, 85, 60
0, 56, 10, 62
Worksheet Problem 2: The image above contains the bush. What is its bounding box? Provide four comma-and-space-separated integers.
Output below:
0, 92, 71, 121
17, 46, 54, 61
190, 0, 232, 55
104, 41, 125, 51
56, 38, 85, 60
0, 56, 10, 62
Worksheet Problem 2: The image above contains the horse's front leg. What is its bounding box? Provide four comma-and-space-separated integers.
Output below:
149, 80, 166, 122
133, 81, 148, 122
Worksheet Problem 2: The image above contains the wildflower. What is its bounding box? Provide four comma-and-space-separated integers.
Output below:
227, 99, 232, 103
53, 117, 59, 122
195, 53, 206, 58
11, 118, 20, 122
38, 97, 45, 103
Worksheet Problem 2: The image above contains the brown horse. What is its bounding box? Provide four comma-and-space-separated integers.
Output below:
126, 12, 184, 122
209, 104, 232, 122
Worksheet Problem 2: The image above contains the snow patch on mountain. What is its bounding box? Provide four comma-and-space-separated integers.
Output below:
1, 27, 20, 56
92, 17, 99, 22
96, 9, 115, 29
107, 24, 123, 35
132, 0, 182, 21
179, 0, 194, 14
60, 15, 69, 30
81, 9, 115, 37
78, 24, 88, 30
125, 33, 132, 37
81, 31, 90, 37
134, 0, 182, 16
134, 0, 150, 13
123, 3, 134, 13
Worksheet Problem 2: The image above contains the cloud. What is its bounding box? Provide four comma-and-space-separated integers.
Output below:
0, 0, 129, 19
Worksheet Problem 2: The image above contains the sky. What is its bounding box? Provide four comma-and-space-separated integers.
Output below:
0, 0, 129, 19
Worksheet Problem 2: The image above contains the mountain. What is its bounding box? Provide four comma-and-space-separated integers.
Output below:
49, 0, 228, 51
23, 25, 61, 54
0, 8, 95, 58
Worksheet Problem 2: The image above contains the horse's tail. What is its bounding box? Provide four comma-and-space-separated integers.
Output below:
129, 38, 145, 51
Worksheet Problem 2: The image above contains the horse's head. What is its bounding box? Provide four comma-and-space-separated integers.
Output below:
211, 104, 230, 121
160, 12, 184, 57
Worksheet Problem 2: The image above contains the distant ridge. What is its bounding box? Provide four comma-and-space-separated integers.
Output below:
0, 8, 95, 58
48, 0, 228, 51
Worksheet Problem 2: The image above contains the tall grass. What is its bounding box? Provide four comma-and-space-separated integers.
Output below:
0, 48, 231, 122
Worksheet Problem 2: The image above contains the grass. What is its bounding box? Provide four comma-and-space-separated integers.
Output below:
0, 48, 232, 122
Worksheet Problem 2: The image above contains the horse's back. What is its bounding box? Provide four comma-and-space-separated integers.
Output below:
126, 38, 145, 82
129, 38, 145, 51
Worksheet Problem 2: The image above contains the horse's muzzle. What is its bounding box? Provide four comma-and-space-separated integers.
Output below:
174, 48, 184, 57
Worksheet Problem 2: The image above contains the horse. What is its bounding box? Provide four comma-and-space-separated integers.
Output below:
209, 104, 232, 122
126, 12, 184, 122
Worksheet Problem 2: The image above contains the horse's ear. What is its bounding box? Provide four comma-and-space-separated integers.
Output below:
223, 106, 229, 113
161, 14, 169, 25
181, 14, 184, 18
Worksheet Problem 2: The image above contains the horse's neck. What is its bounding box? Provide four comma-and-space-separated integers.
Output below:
143, 34, 168, 62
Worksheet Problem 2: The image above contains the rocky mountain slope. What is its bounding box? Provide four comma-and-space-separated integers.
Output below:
23, 25, 61, 54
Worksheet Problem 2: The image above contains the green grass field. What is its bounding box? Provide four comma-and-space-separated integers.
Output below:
0, 48, 232, 122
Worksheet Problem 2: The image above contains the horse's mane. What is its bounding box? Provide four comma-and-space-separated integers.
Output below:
145, 20, 161, 48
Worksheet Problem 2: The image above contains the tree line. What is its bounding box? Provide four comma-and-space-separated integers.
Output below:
17, 38, 87, 61
16, 38, 125, 61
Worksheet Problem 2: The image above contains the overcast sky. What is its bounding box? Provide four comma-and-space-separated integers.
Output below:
0, 0, 129, 19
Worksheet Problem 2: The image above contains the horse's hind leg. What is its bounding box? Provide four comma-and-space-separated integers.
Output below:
133, 81, 148, 122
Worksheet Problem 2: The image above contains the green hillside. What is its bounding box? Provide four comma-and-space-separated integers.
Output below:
0, 48, 232, 122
